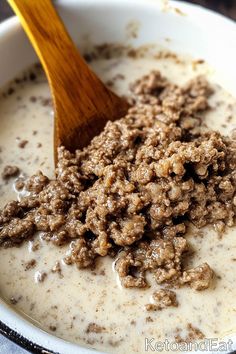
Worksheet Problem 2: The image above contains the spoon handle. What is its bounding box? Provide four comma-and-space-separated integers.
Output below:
8, 0, 92, 98
8, 0, 127, 156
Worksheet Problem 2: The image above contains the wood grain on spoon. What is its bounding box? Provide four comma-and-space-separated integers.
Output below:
8, 0, 129, 162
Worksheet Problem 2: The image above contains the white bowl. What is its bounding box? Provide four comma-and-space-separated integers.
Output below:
0, 0, 236, 353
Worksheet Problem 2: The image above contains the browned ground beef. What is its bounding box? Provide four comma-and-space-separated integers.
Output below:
1, 165, 20, 180
145, 289, 178, 311
0, 71, 236, 292
175, 323, 205, 343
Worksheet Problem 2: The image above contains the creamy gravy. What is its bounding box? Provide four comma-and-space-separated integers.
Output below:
0, 49, 236, 353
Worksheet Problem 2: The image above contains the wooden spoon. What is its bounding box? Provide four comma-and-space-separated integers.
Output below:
8, 0, 129, 162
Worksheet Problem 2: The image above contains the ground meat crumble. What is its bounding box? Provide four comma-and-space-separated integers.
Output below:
1, 165, 20, 180
86, 323, 106, 334
0, 71, 236, 296
175, 323, 205, 343
145, 289, 178, 311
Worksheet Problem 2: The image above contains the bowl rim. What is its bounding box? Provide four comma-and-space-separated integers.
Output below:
0, 1, 235, 354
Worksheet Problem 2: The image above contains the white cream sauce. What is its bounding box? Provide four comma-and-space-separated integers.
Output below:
0, 49, 236, 353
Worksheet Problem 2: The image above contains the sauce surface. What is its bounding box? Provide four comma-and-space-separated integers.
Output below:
0, 48, 236, 353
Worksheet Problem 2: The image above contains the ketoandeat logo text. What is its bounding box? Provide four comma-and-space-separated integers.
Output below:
145, 338, 233, 352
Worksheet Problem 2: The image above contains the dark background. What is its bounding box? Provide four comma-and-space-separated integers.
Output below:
0, 0, 236, 21
186, 0, 236, 19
